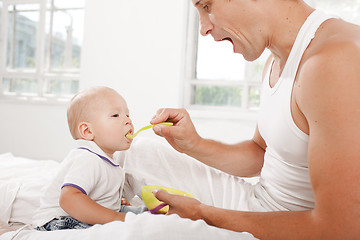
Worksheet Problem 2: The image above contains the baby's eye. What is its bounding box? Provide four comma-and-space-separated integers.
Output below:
112, 114, 119, 118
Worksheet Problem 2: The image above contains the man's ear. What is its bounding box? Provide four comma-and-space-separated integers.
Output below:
78, 122, 94, 140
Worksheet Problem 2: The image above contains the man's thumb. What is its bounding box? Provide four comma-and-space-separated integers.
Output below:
153, 189, 170, 203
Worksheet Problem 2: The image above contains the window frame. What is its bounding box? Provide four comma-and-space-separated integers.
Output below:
183, 3, 265, 119
0, 0, 83, 103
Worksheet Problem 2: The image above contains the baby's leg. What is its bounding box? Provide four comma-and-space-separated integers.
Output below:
120, 205, 147, 215
36, 217, 92, 231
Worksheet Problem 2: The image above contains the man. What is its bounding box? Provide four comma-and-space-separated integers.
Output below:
150, 0, 360, 239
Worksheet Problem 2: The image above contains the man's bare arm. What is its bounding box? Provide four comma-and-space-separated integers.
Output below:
187, 126, 266, 177
152, 109, 265, 177
154, 36, 360, 239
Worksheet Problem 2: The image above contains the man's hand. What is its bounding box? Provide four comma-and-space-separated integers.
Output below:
153, 189, 203, 221
150, 108, 202, 154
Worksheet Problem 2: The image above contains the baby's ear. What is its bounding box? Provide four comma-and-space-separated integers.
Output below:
78, 122, 94, 140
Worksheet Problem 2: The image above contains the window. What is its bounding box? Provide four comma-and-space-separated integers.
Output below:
0, 0, 85, 101
185, 0, 360, 114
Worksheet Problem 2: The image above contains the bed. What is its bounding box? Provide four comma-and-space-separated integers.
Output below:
0, 137, 258, 240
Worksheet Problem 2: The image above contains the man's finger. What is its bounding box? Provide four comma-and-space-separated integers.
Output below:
151, 108, 169, 124
153, 189, 173, 205
152, 123, 176, 137
151, 108, 184, 125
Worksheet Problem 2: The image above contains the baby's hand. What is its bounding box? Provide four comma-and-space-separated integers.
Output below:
121, 197, 131, 206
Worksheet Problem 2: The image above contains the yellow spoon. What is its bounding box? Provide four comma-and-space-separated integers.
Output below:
126, 122, 173, 139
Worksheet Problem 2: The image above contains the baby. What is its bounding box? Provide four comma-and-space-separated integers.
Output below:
33, 86, 145, 231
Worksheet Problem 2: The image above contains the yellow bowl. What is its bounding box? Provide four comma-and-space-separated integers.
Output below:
141, 185, 193, 214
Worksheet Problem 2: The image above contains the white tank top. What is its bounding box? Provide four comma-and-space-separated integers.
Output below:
257, 10, 336, 211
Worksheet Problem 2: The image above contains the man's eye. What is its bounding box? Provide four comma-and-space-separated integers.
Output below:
112, 114, 119, 117
203, 4, 209, 11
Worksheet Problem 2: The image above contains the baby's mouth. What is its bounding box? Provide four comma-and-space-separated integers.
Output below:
125, 129, 133, 138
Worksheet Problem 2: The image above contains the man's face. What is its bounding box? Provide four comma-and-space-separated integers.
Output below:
192, 0, 265, 61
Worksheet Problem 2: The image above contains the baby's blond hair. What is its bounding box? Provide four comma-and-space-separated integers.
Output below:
67, 86, 117, 139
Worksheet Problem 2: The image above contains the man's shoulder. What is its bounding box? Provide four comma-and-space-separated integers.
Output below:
300, 19, 360, 79
308, 19, 360, 63
295, 20, 360, 119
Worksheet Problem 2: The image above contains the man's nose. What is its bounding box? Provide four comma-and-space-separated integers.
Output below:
199, 16, 213, 36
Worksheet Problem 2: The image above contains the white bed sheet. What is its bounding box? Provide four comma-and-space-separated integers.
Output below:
0, 213, 255, 240
0, 153, 59, 225
1, 213, 257, 240
0, 139, 259, 240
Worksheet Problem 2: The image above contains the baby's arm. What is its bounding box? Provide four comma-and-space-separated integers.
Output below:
59, 186, 125, 225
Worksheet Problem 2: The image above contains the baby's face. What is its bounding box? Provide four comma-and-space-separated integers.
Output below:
90, 91, 134, 156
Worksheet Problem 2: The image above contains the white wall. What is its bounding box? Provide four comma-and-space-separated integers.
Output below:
80, 0, 187, 128
0, 0, 256, 161
0, 101, 75, 161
